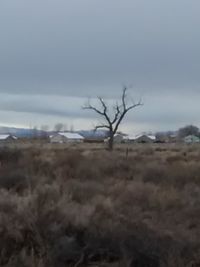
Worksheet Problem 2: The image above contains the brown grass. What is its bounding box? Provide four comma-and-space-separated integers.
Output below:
0, 143, 200, 266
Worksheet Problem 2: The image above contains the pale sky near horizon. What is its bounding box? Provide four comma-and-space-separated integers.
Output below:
0, 0, 200, 134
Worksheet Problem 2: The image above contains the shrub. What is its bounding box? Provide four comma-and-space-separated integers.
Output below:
0, 171, 29, 192
0, 147, 22, 162
0, 144, 200, 266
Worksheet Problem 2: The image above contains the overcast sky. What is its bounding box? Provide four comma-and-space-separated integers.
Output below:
0, 0, 200, 133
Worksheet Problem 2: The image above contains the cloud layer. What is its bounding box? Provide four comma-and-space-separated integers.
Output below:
0, 0, 199, 133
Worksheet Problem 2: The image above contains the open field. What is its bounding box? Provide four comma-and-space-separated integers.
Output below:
0, 143, 200, 266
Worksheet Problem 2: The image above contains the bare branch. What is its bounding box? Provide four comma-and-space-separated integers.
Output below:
83, 98, 112, 126
98, 97, 107, 112
94, 125, 110, 131
126, 101, 143, 112
122, 86, 128, 110
98, 97, 112, 126
111, 103, 121, 124
83, 101, 105, 116
113, 100, 143, 134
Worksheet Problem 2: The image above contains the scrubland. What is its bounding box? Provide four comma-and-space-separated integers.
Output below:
0, 143, 200, 266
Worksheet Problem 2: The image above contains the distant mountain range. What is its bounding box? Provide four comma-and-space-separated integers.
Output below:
0, 126, 46, 138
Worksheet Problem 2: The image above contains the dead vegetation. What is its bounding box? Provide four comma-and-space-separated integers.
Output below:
0, 143, 200, 266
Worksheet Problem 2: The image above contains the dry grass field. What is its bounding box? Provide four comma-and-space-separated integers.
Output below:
0, 143, 200, 266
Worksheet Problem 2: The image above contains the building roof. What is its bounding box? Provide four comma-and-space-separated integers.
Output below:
0, 134, 17, 140
184, 135, 200, 141
147, 135, 156, 140
52, 132, 84, 140
123, 135, 136, 140
61, 132, 84, 139
184, 135, 199, 138
135, 134, 156, 140
122, 134, 156, 141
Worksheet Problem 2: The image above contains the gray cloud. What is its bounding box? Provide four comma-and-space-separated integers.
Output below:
0, 92, 198, 134
0, 0, 199, 132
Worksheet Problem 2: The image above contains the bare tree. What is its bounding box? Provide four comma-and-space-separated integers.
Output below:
54, 123, 64, 132
41, 125, 49, 132
40, 125, 49, 138
83, 87, 142, 150
178, 125, 199, 138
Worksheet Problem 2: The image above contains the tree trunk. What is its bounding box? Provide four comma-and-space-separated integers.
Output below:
108, 133, 114, 151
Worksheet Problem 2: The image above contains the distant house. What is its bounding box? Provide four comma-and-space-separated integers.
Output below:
113, 134, 124, 143
155, 134, 168, 143
184, 135, 200, 144
49, 132, 84, 143
0, 134, 18, 143
123, 135, 136, 143
134, 134, 156, 143
104, 133, 126, 144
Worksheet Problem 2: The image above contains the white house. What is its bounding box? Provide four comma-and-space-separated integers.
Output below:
104, 133, 126, 144
123, 135, 136, 143
50, 132, 84, 143
134, 134, 156, 143
113, 134, 125, 143
0, 134, 18, 143
184, 135, 200, 144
